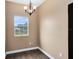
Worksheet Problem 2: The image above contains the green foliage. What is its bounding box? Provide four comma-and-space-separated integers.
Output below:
15, 22, 28, 35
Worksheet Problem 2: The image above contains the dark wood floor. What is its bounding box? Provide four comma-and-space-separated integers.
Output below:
6, 49, 50, 59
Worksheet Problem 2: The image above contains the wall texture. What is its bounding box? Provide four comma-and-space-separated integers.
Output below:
38, 0, 68, 59
6, 1, 39, 51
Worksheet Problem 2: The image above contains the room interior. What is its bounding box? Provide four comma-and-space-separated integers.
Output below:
5, 0, 73, 59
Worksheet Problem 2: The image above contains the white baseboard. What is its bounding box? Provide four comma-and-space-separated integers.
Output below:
6, 47, 38, 55
6, 47, 55, 59
38, 47, 55, 59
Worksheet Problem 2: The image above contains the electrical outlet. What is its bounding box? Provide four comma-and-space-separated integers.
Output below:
29, 42, 32, 46
59, 52, 63, 57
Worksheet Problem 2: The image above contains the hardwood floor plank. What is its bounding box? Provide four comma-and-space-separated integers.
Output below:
6, 49, 50, 59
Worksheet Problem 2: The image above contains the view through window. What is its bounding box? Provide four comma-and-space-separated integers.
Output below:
14, 16, 29, 37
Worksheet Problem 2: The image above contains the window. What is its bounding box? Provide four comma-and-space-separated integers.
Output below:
14, 16, 29, 37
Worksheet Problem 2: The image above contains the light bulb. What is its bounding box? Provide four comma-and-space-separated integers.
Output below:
29, 10, 32, 13
24, 6, 27, 10
33, 6, 36, 9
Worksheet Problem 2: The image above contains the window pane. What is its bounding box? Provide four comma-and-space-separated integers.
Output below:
14, 16, 29, 37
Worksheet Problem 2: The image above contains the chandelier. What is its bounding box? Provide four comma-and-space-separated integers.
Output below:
24, 0, 37, 16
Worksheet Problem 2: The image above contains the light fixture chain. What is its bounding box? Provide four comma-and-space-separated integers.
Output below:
24, 0, 36, 16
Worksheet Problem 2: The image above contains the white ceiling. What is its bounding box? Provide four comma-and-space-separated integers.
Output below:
6, 0, 45, 7
6, 0, 73, 7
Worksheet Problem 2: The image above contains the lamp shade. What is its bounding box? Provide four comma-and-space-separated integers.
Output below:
24, 6, 28, 10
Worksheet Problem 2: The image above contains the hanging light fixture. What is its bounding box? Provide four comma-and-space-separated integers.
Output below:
24, 0, 37, 16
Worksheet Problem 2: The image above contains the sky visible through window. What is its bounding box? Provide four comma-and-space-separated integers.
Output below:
14, 16, 29, 26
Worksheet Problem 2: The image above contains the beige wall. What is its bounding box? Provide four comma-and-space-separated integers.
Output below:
6, 1, 39, 51
6, 0, 68, 59
39, 0, 68, 59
